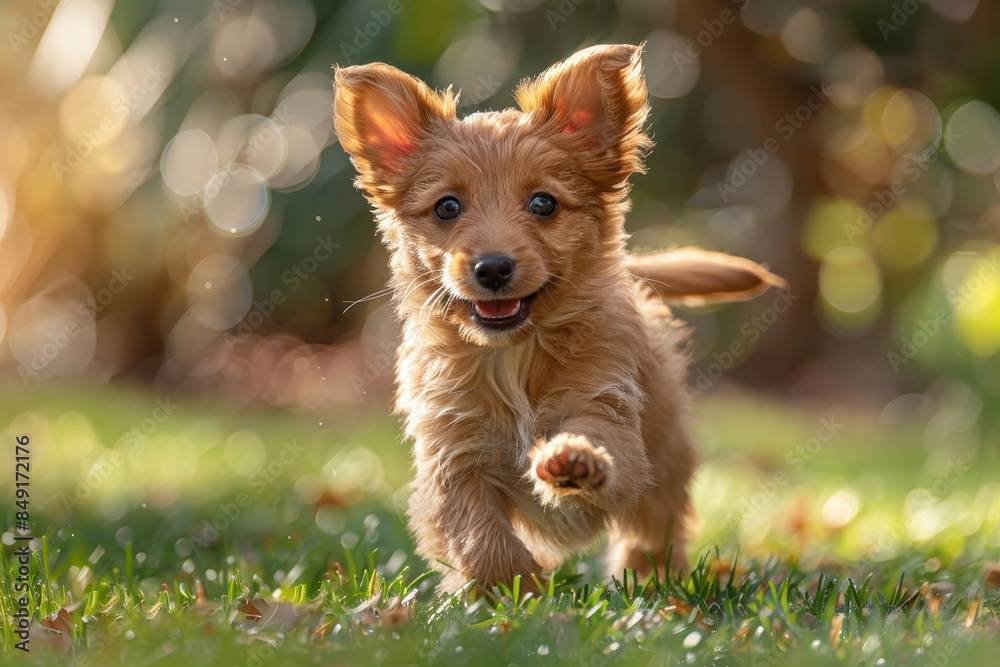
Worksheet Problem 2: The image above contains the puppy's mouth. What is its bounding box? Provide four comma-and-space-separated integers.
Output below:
468, 291, 540, 331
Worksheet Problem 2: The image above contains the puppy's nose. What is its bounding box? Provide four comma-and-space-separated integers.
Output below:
474, 254, 515, 291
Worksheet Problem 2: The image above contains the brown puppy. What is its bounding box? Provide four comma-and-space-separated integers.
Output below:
334, 44, 785, 593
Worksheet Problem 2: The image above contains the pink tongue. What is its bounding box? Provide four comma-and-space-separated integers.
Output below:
474, 299, 521, 319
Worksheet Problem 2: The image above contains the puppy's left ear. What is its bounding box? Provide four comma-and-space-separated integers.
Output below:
334, 63, 456, 203
516, 44, 651, 191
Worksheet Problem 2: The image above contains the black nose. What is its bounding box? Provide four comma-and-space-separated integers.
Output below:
474, 254, 515, 291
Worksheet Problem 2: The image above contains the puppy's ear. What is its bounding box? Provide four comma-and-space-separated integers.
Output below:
334, 63, 455, 197
516, 44, 651, 190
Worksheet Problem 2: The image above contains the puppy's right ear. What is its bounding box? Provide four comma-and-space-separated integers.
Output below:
334, 63, 455, 197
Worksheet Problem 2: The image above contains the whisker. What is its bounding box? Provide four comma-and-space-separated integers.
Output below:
549, 271, 586, 294
635, 276, 673, 290
398, 272, 438, 305
342, 287, 394, 313
634, 276, 673, 305
418, 283, 452, 327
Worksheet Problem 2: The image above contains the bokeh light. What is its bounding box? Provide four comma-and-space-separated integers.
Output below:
930, 0, 979, 22
824, 47, 884, 110
643, 30, 700, 100
819, 247, 882, 329
187, 254, 253, 330
162, 130, 220, 196
946, 100, 1000, 175
871, 201, 938, 271
204, 166, 270, 235
880, 89, 942, 158
781, 8, 845, 65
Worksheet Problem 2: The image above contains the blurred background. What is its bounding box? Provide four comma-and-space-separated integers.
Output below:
1, 0, 998, 416
2, 1, 1000, 483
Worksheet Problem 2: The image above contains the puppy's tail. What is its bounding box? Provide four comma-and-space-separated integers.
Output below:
626, 248, 788, 306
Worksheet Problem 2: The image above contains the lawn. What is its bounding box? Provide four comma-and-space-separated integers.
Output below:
1, 384, 998, 666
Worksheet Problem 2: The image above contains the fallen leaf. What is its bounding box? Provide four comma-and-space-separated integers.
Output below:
313, 619, 337, 640
708, 559, 746, 580
236, 594, 317, 633
666, 596, 693, 616
381, 596, 409, 629
922, 582, 954, 616
829, 613, 844, 648
984, 564, 1000, 591
33, 609, 74, 654
965, 597, 981, 628
194, 582, 219, 615
40, 608, 73, 635
238, 596, 265, 621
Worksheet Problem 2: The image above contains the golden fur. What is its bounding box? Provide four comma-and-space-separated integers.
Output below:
333, 44, 784, 593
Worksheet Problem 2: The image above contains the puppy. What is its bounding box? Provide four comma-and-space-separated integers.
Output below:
333, 44, 785, 593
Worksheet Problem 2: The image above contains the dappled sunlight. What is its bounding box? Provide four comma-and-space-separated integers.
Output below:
694, 394, 998, 566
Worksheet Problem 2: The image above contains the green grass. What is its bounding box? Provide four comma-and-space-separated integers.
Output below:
1, 384, 998, 665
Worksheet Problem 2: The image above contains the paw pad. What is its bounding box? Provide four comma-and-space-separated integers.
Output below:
534, 436, 607, 490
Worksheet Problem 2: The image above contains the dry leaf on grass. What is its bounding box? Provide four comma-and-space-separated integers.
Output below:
965, 597, 982, 628
194, 583, 220, 616
708, 559, 747, 580
921, 582, 955, 616
658, 597, 712, 632
235, 594, 320, 636
984, 564, 1000, 591
32, 608, 74, 654
829, 613, 844, 648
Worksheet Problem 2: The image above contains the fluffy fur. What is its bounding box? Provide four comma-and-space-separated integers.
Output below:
333, 44, 785, 593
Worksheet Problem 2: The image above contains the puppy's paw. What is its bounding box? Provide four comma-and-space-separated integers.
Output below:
532, 434, 610, 502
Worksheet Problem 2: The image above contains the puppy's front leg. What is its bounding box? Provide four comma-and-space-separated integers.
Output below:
409, 463, 544, 594
530, 404, 651, 514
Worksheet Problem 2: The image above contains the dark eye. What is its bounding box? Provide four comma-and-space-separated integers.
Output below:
433, 196, 462, 221
528, 193, 557, 217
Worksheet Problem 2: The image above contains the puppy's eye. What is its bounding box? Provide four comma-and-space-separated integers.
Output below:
433, 197, 462, 221
528, 193, 557, 217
